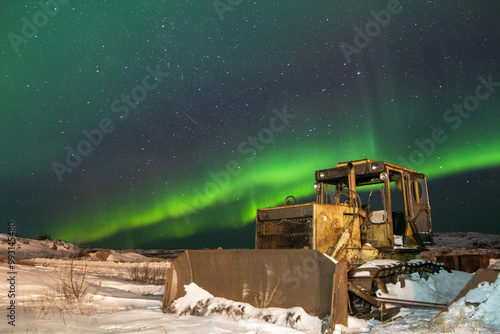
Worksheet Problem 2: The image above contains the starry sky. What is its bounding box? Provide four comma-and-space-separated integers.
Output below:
1, 1, 499, 249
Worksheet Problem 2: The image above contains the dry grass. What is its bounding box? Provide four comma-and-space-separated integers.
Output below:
128, 262, 166, 285
17, 258, 37, 266
387, 309, 498, 334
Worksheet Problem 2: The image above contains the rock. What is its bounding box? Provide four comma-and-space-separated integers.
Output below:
94, 249, 113, 261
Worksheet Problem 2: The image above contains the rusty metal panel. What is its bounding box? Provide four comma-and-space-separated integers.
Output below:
257, 204, 313, 221
363, 221, 391, 249
316, 160, 384, 183
256, 217, 313, 249
162, 251, 193, 310
459, 254, 491, 273
432, 255, 459, 271
331, 259, 349, 328
162, 249, 339, 318
412, 203, 432, 233
424, 254, 493, 273
345, 246, 382, 267
313, 204, 344, 254
256, 204, 314, 250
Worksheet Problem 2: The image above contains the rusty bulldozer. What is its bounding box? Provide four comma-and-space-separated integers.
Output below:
163, 159, 449, 327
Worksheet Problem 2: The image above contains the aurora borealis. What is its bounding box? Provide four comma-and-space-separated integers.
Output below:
1, 1, 499, 249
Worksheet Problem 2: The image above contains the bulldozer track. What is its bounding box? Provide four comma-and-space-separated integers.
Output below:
370, 259, 452, 284
348, 259, 452, 312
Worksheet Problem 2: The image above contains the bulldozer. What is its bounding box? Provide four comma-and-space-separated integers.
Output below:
163, 159, 446, 327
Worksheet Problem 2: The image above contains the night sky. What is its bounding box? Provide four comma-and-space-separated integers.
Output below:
1, 1, 499, 249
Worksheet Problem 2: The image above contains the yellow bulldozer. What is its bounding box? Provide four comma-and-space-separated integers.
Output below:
162, 159, 446, 327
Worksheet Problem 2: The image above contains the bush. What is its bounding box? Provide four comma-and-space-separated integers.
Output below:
55, 259, 99, 314
38, 233, 52, 240
128, 262, 166, 285
56, 259, 90, 302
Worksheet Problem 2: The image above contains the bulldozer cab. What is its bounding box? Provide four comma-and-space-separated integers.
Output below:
317, 159, 433, 246
256, 159, 433, 265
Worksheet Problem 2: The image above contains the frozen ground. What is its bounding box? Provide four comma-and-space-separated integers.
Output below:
422, 232, 500, 258
1, 233, 499, 333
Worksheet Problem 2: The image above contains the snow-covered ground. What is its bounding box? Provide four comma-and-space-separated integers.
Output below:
1, 233, 499, 333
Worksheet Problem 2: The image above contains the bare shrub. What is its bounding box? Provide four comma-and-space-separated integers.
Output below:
128, 262, 166, 285
55, 259, 99, 314
56, 259, 90, 302
69, 235, 88, 259
25, 260, 100, 317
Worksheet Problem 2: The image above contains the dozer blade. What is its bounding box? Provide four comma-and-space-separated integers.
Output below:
162, 249, 346, 319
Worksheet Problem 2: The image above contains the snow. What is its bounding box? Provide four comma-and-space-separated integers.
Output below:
438, 274, 500, 331
359, 259, 401, 267
376, 269, 472, 304
1, 232, 499, 333
168, 282, 322, 333
432, 232, 500, 249
0, 234, 77, 259
173, 282, 215, 309
422, 232, 500, 260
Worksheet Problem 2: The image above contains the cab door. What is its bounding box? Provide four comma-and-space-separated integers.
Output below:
406, 173, 433, 244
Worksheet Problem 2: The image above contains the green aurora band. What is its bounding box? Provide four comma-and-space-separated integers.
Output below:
53, 133, 500, 246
